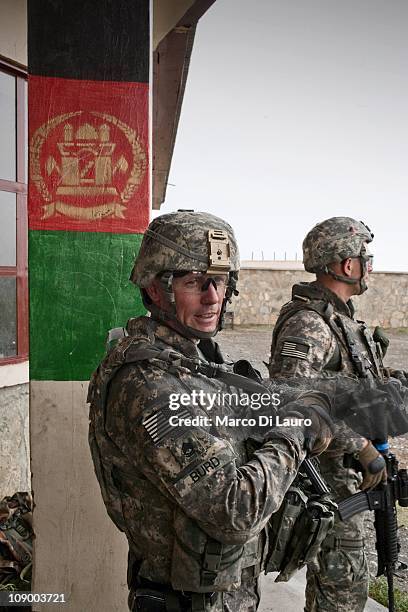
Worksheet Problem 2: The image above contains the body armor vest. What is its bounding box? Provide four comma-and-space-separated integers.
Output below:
88, 331, 268, 593
271, 283, 383, 381
89, 319, 336, 592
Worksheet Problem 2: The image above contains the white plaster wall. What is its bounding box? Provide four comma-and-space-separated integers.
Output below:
0, 383, 30, 497
30, 381, 128, 612
0, 361, 29, 388
0, 0, 27, 65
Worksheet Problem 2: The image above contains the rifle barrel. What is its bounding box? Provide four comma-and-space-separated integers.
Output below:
386, 566, 395, 612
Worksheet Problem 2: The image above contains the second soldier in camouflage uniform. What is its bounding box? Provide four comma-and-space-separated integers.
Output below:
88, 211, 334, 612
269, 217, 388, 612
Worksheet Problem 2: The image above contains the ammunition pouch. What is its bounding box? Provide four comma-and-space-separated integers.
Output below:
266, 480, 336, 582
170, 509, 262, 592
323, 535, 365, 551
373, 326, 390, 358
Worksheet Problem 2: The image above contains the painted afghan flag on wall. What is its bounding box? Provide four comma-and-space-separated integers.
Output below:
28, 0, 150, 380
29, 77, 149, 233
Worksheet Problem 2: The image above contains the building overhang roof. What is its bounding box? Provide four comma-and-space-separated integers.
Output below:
152, 0, 216, 209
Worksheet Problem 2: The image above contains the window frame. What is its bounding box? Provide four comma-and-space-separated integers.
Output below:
0, 57, 28, 365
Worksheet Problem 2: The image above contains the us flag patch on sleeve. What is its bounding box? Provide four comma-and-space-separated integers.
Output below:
143, 406, 191, 446
280, 338, 311, 360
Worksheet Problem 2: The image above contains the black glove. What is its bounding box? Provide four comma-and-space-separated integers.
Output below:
358, 442, 387, 490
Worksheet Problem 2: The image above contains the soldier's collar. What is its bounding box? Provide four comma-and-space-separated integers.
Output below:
292, 282, 353, 318
126, 315, 200, 360
155, 324, 203, 360
310, 281, 354, 318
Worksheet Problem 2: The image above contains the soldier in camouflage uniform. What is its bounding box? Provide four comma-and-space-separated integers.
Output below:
88, 210, 334, 612
269, 217, 390, 612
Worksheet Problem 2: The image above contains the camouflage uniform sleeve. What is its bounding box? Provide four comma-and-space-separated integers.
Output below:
269, 310, 338, 379
269, 311, 366, 455
105, 362, 306, 546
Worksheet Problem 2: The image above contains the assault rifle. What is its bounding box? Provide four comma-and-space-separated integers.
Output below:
303, 448, 408, 611
336, 442, 408, 612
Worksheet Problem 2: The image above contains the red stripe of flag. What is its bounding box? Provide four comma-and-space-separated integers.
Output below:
29, 76, 149, 233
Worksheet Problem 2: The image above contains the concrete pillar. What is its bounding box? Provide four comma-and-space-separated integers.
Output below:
28, 2, 151, 609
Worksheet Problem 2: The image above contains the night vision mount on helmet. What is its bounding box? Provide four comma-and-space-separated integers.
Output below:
130, 210, 240, 339
303, 216, 374, 294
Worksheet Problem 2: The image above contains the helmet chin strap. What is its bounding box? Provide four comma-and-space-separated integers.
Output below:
324, 255, 368, 295
146, 299, 218, 340
141, 273, 239, 341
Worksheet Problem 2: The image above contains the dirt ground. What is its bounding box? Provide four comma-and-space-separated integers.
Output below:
217, 326, 408, 594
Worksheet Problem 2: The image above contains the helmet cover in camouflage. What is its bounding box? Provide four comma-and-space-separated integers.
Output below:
303, 217, 373, 273
130, 210, 240, 287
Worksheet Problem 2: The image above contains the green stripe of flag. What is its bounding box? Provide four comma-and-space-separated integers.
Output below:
29, 230, 145, 380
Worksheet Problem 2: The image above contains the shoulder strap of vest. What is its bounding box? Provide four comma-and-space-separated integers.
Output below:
271, 298, 341, 372
334, 316, 369, 378
122, 342, 271, 396
272, 299, 334, 354
359, 321, 384, 377
336, 317, 382, 379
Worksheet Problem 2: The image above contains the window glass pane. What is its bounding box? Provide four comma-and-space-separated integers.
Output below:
0, 191, 16, 266
23, 80, 28, 182
0, 277, 17, 358
0, 72, 16, 181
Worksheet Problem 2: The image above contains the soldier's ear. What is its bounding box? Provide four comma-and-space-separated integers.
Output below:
341, 258, 353, 277
145, 280, 163, 307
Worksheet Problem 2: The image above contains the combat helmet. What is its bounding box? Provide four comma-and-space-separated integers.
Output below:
130, 210, 240, 339
303, 217, 374, 293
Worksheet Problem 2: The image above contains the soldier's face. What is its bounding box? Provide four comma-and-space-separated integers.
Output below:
362, 244, 374, 274
146, 273, 225, 333
343, 244, 373, 295
352, 244, 373, 283
172, 273, 225, 333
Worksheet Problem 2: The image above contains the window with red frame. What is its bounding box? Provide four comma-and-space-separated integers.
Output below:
0, 59, 28, 364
